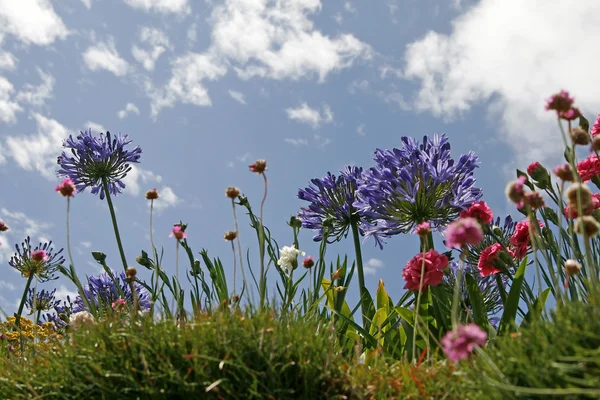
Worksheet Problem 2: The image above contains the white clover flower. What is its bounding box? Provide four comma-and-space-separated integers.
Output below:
277, 245, 305, 274
69, 311, 94, 329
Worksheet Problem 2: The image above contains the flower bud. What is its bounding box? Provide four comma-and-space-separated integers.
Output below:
334, 286, 345, 292
570, 127, 591, 146
224, 230, 237, 241
289, 216, 303, 229
249, 159, 267, 174
145, 188, 159, 200
237, 195, 249, 207
566, 183, 592, 210
524, 191, 545, 211
591, 136, 600, 152
126, 267, 137, 279
575, 216, 600, 237
492, 225, 503, 236
225, 186, 240, 199
505, 176, 527, 205
527, 162, 550, 188
0, 221, 8, 232
564, 259, 582, 276
91, 251, 106, 262
331, 268, 343, 281
553, 163, 574, 182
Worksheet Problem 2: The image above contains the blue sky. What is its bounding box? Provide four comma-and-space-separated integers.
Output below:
0, 0, 598, 313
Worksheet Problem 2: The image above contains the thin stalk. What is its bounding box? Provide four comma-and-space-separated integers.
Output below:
231, 199, 247, 295
258, 173, 268, 308
412, 246, 427, 363
230, 239, 237, 295
175, 240, 179, 283
15, 273, 34, 354
451, 254, 465, 329
350, 219, 368, 331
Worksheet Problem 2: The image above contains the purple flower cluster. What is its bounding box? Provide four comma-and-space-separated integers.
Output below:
355, 134, 482, 239
72, 271, 151, 313
57, 129, 142, 200
298, 166, 383, 248
8, 237, 64, 282
25, 288, 60, 314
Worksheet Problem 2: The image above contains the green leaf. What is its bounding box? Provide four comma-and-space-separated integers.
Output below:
369, 308, 389, 338
523, 287, 551, 327
321, 278, 354, 321
465, 274, 490, 331
376, 279, 390, 313
516, 169, 535, 190
499, 257, 528, 335
395, 306, 415, 328
542, 208, 559, 226
580, 115, 590, 132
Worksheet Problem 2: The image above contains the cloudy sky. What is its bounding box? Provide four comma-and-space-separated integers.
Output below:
0, 0, 599, 314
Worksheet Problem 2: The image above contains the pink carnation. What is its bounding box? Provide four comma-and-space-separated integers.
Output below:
577, 154, 600, 182
31, 250, 49, 263
445, 217, 483, 250
591, 114, 600, 138
414, 221, 431, 237
55, 178, 76, 197
402, 249, 448, 292
170, 225, 187, 240
510, 219, 544, 259
441, 323, 487, 362
545, 90, 574, 112
459, 201, 493, 225
477, 243, 503, 277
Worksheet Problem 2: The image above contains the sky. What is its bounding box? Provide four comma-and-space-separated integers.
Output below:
0, 0, 599, 314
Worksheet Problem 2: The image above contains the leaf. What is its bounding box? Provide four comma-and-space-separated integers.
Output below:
465, 274, 490, 331
499, 257, 528, 335
523, 287, 551, 327
376, 279, 390, 313
542, 208, 559, 226
395, 306, 415, 328
321, 278, 354, 321
369, 308, 389, 340
516, 169, 535, 190
580, 115, 590, 133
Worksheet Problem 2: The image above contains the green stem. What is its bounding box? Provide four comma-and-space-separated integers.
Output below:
15, 273, 34, 355
412, 246, 427, 362
350, 219, 369, 331
232, 198, 246, 295
259, 173, 268, 309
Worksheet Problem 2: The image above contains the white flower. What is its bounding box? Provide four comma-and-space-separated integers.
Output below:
69, 311, 94, 329
277, 245, 305, 274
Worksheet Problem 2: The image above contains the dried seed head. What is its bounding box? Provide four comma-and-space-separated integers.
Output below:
225, 186, 240, 199
224, 230, 238, 241
575, 216, 600, 237
564, 259, 582, 276
145, 188, 159, 200
249, 159, 267, 174
553, 163, 574, 182
566, 183, 592, 210
570, 127, 591, 146
126, 267, 137, 278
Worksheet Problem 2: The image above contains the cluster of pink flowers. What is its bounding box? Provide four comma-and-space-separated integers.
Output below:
577, 155, 600, 182
402, 249, 449, 292
477, 243, 504, 277
442, 323, 487, 362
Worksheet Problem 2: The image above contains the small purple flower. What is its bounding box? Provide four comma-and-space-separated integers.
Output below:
355, 134, 482, 240
298, 166, 383, 248
57, 129, 142, 200
72, 271, 150, 313
25, 288, 60, 314
9, 237, 64, 282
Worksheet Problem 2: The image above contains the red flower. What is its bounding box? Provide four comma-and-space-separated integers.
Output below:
402, 249, 448, 292
577, 154, 600, 182
477, 243, 503, 277
459, 201, 493, 225
509, 219, 544, 260
545, 90, 574, 113
591, 114, 600, 138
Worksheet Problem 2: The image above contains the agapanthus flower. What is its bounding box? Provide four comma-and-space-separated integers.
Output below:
25, 288, 60, 314
71, 271, 151, 313
402, 249, 449, 292
277, 245, 305, 274
444, 217, 483, 250
57, 129, 142, 200
355, 134, 482, 239
459, 201, 493, 225
577, 154, 600, 182
9, 237, 64, 282
298, 166, 383, 247
441, 323, 487, 362
591, 114, 600, 138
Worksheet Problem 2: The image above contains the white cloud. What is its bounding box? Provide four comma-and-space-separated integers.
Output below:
123, 0, 190, 14
402, 0, 600, 166
146, 52, 227, 117
210, 0, 371, 82
0, 76, 22, 124
80, 241, 92, 248
131, 27, 171, 71
0, 0, 69, 46
364, 258, 384, 275
0, 281, 16, 291
228, 90, 246, 105
379, 64, 403, 79
81, 0, 92, 8
187, 23, 197, 45
117, 102, 140, 119
121, 165, 163, 196
0, 208, 53, 263
0, 51, 17, 71
83, 38, 129, 76
16, 68, 54, 107
286, 102, 334, 128
54, 285, 78, 304
4, 113, 67, 177
348, 79, 369, 94
333, 12, 343, 25
85, 121, 106, 133
153, 186, 181, 211
384, 92, 411, 111
284, 138, 308, 146
357, 124, 366, 136
344, 2, 357, 14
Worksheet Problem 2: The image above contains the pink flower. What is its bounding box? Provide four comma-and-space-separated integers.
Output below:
302, 256, 314, 269
564, 193, 600, 219
459, 201, 493, 225
441, 323, 487, 362
591, 114, 600, 138
445, 218, 483, 250
55, 178, 76, 197
527, 161, 542, 176
170, 225, 187, 240
545, 90, 574, 113
0, 220, 8, 232
477, 243, 503, 277
111, 298, 127, 310
414, 221, 431, 237
31, 250, 49, 263
558, 107, 582, 121
578, 154, 600, 182
509, 219, 544, 259
402, 249, 448, 292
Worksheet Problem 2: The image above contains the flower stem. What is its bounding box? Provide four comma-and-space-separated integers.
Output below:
15, 273, 34, 354
350, 219, 369, 331
232, 198, 246, 295
412, 246, 427, 362
259, 173, 268, 309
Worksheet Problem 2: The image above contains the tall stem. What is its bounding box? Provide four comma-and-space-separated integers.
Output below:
175, 240, 179, 282
259, 173, 268, 308
15, 273, 34, 355
232, 199, 246, 294
66, 198, 75, 274
350, 219, 368, 331
412, 246, 427, 362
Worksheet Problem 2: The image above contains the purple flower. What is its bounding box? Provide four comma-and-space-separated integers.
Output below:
442, 323, 487, 362
57, 129, 142, 200
25, 288, 60, 314
297, 166, 383, 248
9, 237, 64, 282
72, 271, 151, 313
355, 134, 482, 240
